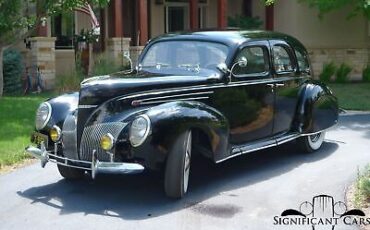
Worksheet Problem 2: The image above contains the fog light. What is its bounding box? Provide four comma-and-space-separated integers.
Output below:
49, 125, 62, 142
100, 133, 115, 151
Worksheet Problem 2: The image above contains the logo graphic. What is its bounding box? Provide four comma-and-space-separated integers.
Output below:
273, 195, 369, 229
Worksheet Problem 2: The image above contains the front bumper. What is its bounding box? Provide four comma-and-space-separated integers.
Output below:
25, 143, 145, 179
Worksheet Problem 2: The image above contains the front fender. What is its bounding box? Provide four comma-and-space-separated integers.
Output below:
295, 81, 338, 134
44, 92, 79, 130
133, 101, 229, 166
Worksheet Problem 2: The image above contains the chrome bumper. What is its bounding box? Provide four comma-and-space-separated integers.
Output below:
25, 143, 145, 179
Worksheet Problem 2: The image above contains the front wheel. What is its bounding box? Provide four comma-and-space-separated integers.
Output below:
297, 131, 326, 153
164, 130, 192, 198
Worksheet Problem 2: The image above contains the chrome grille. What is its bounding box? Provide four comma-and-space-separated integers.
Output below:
62, 112, 79, 160
80, 122, 128, 161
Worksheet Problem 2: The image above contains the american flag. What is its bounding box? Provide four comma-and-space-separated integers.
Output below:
74, 3, 100, 29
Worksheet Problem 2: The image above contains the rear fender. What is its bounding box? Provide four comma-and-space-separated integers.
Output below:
294, 81, 338, 134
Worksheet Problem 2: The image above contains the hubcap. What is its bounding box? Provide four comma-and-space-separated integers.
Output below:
307, 131, 325, 150
183, 132, 192, 193
309, 133, 321, 143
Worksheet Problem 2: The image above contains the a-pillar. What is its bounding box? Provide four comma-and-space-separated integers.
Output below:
107, 0, 131, 66
217, 0, 227, 28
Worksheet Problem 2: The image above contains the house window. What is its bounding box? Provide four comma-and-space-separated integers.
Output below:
51, 13, 75, 49
164, 0, 207, 33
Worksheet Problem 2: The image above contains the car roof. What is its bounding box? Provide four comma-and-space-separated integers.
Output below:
150, 29, 307, 51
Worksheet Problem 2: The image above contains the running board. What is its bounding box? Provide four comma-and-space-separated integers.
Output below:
216, 133, 300, 163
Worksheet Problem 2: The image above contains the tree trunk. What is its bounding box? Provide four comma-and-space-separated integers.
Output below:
0, 47, 4, 97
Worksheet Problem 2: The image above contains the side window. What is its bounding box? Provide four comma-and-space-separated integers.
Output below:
233, 46, 269, 76
273, 45, 293, 73
294, 49, 310, 73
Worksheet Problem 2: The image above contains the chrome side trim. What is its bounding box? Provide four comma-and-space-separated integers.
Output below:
216, 133, 301, 163
300, 125, 337, 136
275, 133, 300, 145
78, 105, 98, 109
138, 96, 209, 105
117, 75, 308, 102
139, 91, 213, 102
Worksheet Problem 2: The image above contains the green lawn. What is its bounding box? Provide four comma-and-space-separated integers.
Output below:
328, 83, 370, 111
0, 92, 54, 169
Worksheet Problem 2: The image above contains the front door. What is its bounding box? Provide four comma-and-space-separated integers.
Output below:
211, 41, 274, 145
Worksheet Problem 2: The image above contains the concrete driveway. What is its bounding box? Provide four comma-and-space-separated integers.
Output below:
0, 113, 369, 230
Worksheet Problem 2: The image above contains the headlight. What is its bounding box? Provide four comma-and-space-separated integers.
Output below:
100, 133, 115, 151
49, 125, 62, 142
35, 102, 52, 130
129, 115, 151, 147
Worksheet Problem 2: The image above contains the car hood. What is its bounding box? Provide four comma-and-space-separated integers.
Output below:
79, 70, 221, 105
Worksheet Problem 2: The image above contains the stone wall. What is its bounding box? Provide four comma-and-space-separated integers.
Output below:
106, 37, 131, 67
55, 50, 75, 76
308, 48, 369, 81
29, 37, 56, 90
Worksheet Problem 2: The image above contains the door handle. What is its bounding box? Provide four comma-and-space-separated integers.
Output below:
266, 83, 274, 88
275, 83, 285, 87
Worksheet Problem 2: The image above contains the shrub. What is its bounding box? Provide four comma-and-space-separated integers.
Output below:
355, 165, 370, 207
362, 65, 370, 82
91, 55, 128, 76
55, 69, 84, 93
228, 15, 263, 29
319, 62, 336, 83
3, 49, 23, 95
335, 63, 352, 83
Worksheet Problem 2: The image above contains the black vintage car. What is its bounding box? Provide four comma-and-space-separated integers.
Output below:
27, 30, 338, 198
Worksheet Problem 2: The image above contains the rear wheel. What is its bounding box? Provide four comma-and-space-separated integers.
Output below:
297, 131, 326, 153
164, 130, 192, 198
57, 164, 85, 180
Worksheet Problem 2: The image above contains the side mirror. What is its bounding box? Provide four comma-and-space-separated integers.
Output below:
237, 56, 248, 68
230, 57, 248, 76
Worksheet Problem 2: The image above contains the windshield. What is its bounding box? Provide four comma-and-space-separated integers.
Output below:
139, 40, 229, 75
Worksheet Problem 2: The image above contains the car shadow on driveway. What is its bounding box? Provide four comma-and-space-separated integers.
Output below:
17, 141, 338, 220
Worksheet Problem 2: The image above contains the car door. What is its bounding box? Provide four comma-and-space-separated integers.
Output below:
269, 40, 301, 135
211, 41, 274, 145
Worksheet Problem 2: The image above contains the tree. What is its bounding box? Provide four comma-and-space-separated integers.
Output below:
0, 0, 109, 97
264, 0, 370, 19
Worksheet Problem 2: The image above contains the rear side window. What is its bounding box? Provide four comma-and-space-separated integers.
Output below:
294, 49, 310, 73
233, 46, 269, 76
272, 45, 293, 73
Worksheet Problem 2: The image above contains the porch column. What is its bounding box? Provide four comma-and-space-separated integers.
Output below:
36, 0, 47, 36
265, 5, 274, 31
107, 0, 131, 67
217, 0, 227, 28
110, 0, 123, 37
189, 0, 199, 30
138, 0, 148, 46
